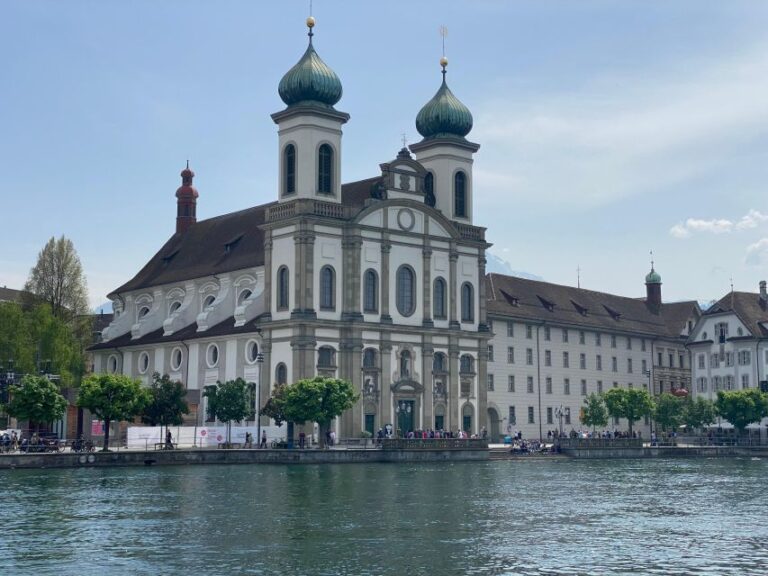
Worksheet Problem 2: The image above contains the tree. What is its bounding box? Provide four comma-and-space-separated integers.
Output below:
268, 376, 358, 448
203, 378, 251, 445
0, 302, 35, 375
602, 388, 654, 435
260, 383, 288, 427
715, 389, 768, 434
142, 373, 189, 440
24, 236, 89, 321
5, 375, 67, 432
78, 374, 149, 451
580, 393, 608, 431
680, 397, 717, 432
653, 393, 684, 433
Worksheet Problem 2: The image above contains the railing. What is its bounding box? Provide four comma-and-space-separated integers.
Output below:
453, 222, 486, 242
312, 200, 345, 219
266, 199, 348, 223
382, 438, 488, 450
558, 438, 643, 449
267, 202, 296, 221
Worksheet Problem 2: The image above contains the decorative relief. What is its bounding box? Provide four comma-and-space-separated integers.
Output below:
397, 209, 415, 232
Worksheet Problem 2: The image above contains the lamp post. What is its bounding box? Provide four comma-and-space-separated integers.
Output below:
256, 352, 264, 448
643, 368, 653, 443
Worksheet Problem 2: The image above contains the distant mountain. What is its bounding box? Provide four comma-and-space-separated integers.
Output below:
93, 301, 113, 314
486, 252, 543, 281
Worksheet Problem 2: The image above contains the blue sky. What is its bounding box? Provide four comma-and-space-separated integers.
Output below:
2, 1, 768, 309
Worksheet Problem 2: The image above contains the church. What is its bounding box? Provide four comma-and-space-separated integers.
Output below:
90, 17, 492, 438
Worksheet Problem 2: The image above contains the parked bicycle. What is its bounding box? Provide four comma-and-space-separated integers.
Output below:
71, 437, 95, 453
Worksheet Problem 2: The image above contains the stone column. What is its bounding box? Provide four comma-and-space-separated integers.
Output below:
342, 233, 363, 321
262, 231, 273, 320
448, 339, 460, 432
476, 339, 488, 436
380, 338, 393, 427
422, 341, 434, 430
291, 325, 316, 380
477, 253, 489, 332
258, 337, 272, 428
380, 238, 392, 323
449, 246, 459, 329
293, 222, 316, 317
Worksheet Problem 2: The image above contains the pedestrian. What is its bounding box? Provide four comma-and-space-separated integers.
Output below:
329, 430, 336, 447
299, 431, 306, 449
260, 429, 267, 449
165, 429, 174, 450
245, 431, 252, 448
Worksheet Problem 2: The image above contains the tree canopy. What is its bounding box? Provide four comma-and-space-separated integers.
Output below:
203, 378, 252, 444
653, 393, 683, 432
24, 235, 89, 321
142, 372, 190, 433
4, 375, 68, 430
262, 376, 358, 447
78, 374, 149, 450
680, 397, 717, 431
580, 393, 608, 431
715, 389, 768, 433
602, 387, 654, 434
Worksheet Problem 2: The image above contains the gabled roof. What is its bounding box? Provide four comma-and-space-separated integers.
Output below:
486, 273, 698, 339
704, 291, 768, 337
0, 286, 25, 303
109, 178, 383, 297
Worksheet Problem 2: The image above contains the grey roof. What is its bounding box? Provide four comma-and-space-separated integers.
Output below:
109, 178, 383, 297
487, 273, 698, 339
0, 287, 24, 302
705, 291, 768, 337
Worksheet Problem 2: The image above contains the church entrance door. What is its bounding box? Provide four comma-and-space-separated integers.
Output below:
396, 399, 415, 436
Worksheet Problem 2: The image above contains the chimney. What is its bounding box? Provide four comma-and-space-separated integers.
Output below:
175, 161, 199, 234
760, 280, 767, 304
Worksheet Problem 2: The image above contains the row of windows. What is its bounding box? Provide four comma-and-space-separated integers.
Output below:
492, 374, 641, 396
500, 323, 649, 350
490, 346, 650, 374
276, 265, 475, 320
136, 288, 256, 323
282, 143, 334, 195
700, 350, 753, 369
696, 375, 750, 392
507, 406, 650, 427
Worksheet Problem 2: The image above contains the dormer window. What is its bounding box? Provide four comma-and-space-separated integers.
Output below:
203, 295, 216, 309
169, 301, 182, 315
138, 306, 150, 319
538, 296, 555, 312
238, 289, 252, 306
572, 300, 588, 316
224, 234, 243, 254
603, 304, 622, 321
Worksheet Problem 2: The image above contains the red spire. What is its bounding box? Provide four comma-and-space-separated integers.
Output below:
175, 161, 198, 234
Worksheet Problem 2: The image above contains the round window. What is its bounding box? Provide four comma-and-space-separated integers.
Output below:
171, 347, 183, 371
108, 355, 118, 374
207, 344, 219, 368
138, 352, 149, 374
246, 340, 259, 364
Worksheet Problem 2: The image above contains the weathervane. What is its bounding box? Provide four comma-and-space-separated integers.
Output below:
439, 25, 448, 74
401, 132, 408, 148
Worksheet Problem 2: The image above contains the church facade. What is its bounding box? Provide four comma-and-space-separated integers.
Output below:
90, 18, 492, 438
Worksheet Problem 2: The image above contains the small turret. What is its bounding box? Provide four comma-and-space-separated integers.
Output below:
175, 161, 198, 234
645, 262, 662, 310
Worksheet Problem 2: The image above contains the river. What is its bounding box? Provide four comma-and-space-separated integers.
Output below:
2, 458, 767, 575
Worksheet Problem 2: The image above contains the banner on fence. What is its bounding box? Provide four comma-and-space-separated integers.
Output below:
127, 424, 286, 448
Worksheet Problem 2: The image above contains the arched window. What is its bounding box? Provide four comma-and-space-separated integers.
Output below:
318, 346, 336, 368
206, 344, 219, 368
138, 352, 149, 374
284, 144, 296, 195
400, 350, 412, 378
396, 265, 416, 317
363, 348, 377, 369
460, 354, 474, 374
318, 144, 333, 194
238, 289, 252, 306
433, 277, 447, 319
424, 172, 435, 207
171, 347, 183, 371
433, 352, 446, 373
277, 266, 289, 310
169, 301, 182, 315
246, 340, 259, 364
320, 265, 335, 310
276, 363, 288, 385
363, 269, 378, 313
108, 355, 118, 374
454, 171, 467, 218
461, 282, 474, 322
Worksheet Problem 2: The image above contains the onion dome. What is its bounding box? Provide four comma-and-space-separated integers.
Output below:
176, 160, 198, 199
416, 57, 473, 140
278, 17, 342, 108
645, 267, 661, 284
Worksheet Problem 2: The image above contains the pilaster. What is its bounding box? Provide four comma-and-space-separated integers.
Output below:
380, 337, 393, 426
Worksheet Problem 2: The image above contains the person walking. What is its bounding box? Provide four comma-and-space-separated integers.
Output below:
165, 429, 174, 450
260, 429, 267, 449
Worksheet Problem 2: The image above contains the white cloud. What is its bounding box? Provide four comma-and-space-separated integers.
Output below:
746, 238, 768, 266
669, 210, 768, 238
472, 45, 768, 210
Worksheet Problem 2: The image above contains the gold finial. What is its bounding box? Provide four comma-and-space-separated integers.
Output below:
306, 16, 315, 28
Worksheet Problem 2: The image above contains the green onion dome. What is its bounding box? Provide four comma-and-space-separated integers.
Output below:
645, 268, 662, 284
416, 60, 473, 139
278, 18, 342, 108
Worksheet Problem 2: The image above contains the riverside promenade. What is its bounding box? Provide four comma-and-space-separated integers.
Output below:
0, 438, 489, 470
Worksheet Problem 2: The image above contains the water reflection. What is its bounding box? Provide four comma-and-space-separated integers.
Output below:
2, 458, 767, 575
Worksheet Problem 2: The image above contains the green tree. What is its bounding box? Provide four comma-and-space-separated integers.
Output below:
5, 375, 68, 432
142, 372, 190, 441
0, 302, 35, 375
26, 304, 83, 387
272, 376, 359, 448
653, 393, 684, 433
203, 378, 252, 445
24, 235, 89, 321
680, 397, 717, 432
260, 383, 288, 427
580, 393, 608, 431
602, 387, 654, 435
715, 389, 768, 434
78, 374, 149, 451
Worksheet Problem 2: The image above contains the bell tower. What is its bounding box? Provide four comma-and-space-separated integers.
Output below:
175, 161, 198, 234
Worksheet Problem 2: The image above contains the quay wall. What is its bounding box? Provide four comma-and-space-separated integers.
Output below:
0, 447, 489, 470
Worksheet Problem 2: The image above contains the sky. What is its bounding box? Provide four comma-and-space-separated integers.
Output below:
2, 1, 768, 310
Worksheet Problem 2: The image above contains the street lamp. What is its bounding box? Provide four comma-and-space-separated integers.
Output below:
256, 352, 264, 448
643, 369, 653, 443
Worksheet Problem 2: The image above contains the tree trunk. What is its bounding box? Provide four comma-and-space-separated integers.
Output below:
318, 422, 327, 449
103, 418, 111, 451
